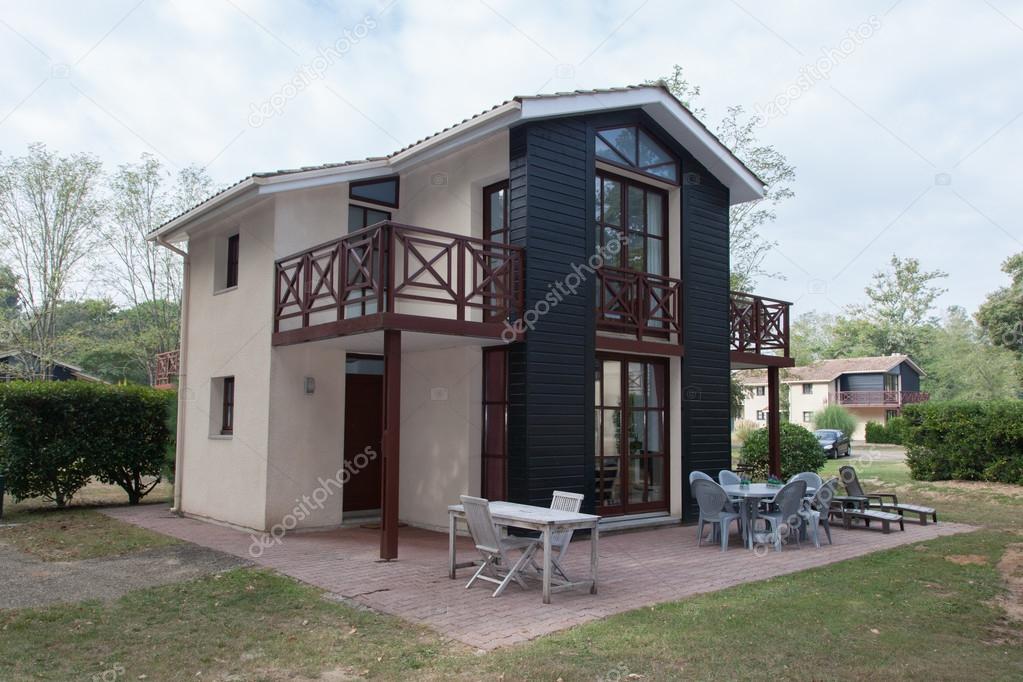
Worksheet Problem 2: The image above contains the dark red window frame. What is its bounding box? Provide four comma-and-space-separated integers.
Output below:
226, 234, 240, 288
481, 347, 508, 500
221, 376, 235, 435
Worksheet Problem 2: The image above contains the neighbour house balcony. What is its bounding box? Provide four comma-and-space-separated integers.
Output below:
836, 390, 930, 407
272, 221, 525, 345
154, 349, 179, 389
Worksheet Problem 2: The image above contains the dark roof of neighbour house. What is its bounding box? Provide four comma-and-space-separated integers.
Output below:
151, 83, 764, 237
737, 354, 925, 386
0, 350, 106, 382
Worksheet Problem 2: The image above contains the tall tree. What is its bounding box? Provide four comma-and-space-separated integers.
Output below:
0, 144, 103, 377
976, 252, 1023, 356
789, 311, 838, 365
101, 154, 213, 383
837, 254, 948, 358
919, 306, 1020, 400
658, 65, 796, 291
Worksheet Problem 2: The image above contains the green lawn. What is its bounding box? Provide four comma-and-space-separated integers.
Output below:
2, 466, 1022, 680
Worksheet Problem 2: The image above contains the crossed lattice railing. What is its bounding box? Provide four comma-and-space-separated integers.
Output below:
729, 291, 791, 356
273, 221, 524, 334
836, 390, 930, 406
154, 349, 179, 388
596, 266, 683, 340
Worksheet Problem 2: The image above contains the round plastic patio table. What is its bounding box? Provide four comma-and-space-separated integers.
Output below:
720, 483, 816, 550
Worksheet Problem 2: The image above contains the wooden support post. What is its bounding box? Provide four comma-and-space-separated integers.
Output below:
380, 329, 401, 560
767, 365, 781, 477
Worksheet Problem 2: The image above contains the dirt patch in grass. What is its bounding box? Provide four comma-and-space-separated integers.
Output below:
0, 508, 178, 561
996, 544, 1023, 623
946, 554, 989, 566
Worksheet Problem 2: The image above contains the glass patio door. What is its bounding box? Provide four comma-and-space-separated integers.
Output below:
595, 355, 668, 515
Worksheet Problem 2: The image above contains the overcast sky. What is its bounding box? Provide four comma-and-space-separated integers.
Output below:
1, 0, 1020, 319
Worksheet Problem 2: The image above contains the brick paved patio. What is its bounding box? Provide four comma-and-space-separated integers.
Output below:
105, 505, 972, 650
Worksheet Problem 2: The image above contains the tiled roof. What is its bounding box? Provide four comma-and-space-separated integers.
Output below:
154, 82, 759, 235
736, 354, 918, 385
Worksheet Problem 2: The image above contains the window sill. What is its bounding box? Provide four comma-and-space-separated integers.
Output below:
209, 434, 233, 440
213, 285, 238, 296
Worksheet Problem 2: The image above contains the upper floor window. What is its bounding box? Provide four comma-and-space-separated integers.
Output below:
348, 204, 391, 231
225, 234, 239, 288
755, 386, 766, 396
483, 181, 508, 243
595, 172, 666, 276
802, 383, 813, 395
349, 176, 399, 208
595, 125, 678, 183
214, 232, 239, 293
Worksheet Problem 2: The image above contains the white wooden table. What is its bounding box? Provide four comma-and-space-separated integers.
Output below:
720, 484, 816, 550
447, 501, 600, 604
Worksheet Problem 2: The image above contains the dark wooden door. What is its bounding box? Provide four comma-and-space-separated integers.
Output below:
343, 374, 383, 512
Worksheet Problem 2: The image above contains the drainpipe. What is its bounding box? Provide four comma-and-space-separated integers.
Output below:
158, 235, 189, 515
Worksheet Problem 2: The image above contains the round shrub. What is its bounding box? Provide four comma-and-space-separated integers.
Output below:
813, 405, 856, 439
739, 422, 827, 480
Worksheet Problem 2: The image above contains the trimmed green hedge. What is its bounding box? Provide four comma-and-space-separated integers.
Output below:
903, 401, 1023, 484
0, 382, 172, 506
739, 422, 827, 480
865, 416, 908, 445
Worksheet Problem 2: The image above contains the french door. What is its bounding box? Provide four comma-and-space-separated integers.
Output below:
595, 355, 668, 515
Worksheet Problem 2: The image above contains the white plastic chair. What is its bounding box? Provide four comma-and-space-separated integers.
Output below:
718, 470, 742, 486
460, 495, 540, 597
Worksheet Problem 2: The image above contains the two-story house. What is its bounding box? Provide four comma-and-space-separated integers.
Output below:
150, 84, 793, 559
738, 354, 928, 440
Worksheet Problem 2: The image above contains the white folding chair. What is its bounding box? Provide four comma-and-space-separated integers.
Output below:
460, 495, 540, 597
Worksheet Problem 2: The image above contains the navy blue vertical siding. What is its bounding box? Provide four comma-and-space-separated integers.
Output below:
899, 362, 921, 391
507, 120, 595, 510
841, 373, 884, 391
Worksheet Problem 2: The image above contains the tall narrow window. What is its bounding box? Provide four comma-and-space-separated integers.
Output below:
481, 348, 508, 500
225, 234, 239, 288
482, 181, 510, 322
348, 205, 391, 231
221, 376, 235, 435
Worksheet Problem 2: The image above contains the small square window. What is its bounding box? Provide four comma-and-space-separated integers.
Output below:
802, 383, 813, 395
755, 386, 765, 396
803, 411, 814, 423
756, 410, 765, 421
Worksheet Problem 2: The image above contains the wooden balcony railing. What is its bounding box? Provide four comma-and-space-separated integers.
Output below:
729, 291, 791, 357
154, 349, 179, 388
596, 266, 683, 340
273, 221, 524, 341
836, 390, 930, 407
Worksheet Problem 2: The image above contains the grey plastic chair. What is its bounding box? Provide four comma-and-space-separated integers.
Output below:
788, 471, 823, 491
689, 470, 714, 484
798, 477, 838, 548
546, 490, 584, 580
718, 470, 742, 487
755, 480, 807, 552
460, 495, 540, 597
691, 479, 742, 552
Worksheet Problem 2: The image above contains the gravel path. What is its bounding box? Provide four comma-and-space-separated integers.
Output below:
0, 541, 249, 610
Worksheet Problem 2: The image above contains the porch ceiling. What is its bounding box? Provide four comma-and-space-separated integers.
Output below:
288, 330, 509, 355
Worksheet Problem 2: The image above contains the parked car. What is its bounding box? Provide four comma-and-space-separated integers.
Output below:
814, 429, 851, 458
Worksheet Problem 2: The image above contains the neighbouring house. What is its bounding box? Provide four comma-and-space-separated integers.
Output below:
0, 350, 105, 383
149, 84, 793, 559
737, 354, 929, 440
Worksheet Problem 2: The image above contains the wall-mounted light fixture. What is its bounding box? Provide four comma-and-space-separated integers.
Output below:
304, 377, 316, 395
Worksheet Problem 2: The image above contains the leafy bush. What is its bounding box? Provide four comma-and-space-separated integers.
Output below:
865, 417, 908, 444
739, 422, 827, 480
732, 419, 759, 446
903, 401, 1023, 484
813, 405, 856, 438
0, 382, 171, 506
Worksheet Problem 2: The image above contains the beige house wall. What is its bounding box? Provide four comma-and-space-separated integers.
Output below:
787, 381, 831, 427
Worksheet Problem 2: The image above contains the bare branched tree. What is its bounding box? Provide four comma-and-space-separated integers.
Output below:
101, 154, 213, 383
0, 144, 104, 378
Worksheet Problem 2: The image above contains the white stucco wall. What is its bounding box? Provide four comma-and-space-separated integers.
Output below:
179, 202, 275, 531
264, 343, 347, 530
398, 345, 482, 531
787, 381, 831, 427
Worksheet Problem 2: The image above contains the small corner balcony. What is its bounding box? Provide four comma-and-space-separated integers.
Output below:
154, 349, 180, 389
836, 390, 930, 407
272, 221, 525, 346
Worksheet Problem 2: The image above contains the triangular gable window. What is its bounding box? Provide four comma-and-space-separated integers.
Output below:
595, 126, 678, 183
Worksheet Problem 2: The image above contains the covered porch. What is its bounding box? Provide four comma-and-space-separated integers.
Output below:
107, 504, 970, 650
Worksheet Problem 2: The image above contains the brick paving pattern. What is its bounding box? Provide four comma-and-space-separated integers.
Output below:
105, 506, 972, 650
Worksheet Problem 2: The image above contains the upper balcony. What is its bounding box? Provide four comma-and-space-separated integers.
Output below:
595, 267, 792, 366
272, 221, 525, 346
836, 390, 930, 407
